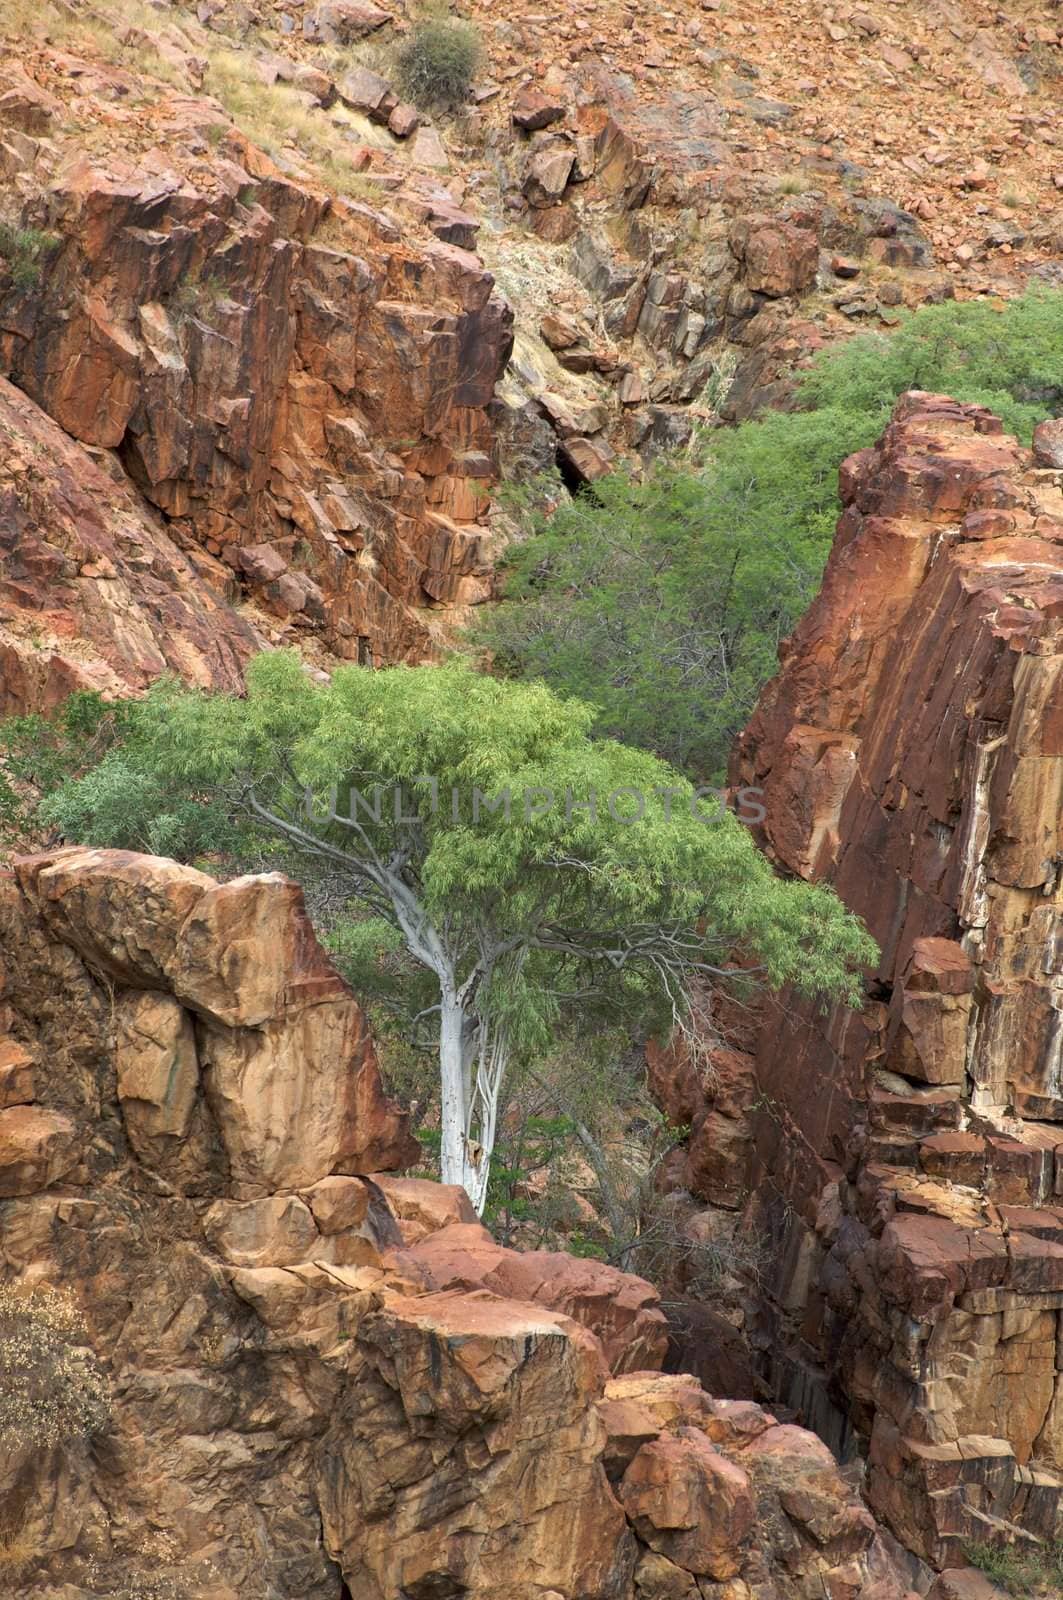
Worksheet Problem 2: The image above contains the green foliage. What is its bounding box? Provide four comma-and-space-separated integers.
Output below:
480, 421, 843, 782
30, 679, 252, 859
477, 289, 1063, 781
43, 650, 874, 1014
0, 691, 130, 843
395, 16, 482, 108
0, 222, 59, 288
485, 1108, 580, 1238
964, 1538, 1063, 1597
40, 656, 874, 1205
798, 289, 1063, 442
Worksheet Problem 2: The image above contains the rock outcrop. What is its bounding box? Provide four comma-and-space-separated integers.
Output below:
725, 392, 1063, 1565
0, 375, 262, 709
0, 33, 512, 695
0, 845, 916, 1600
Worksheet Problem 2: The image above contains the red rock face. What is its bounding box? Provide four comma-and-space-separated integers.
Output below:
0, 375, 261, 706
0, 72, 512, 691
728, 392, 1063, 1564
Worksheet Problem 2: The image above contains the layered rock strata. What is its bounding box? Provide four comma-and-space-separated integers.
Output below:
0, 844, 916, 1599
725, 392, 1063, 1565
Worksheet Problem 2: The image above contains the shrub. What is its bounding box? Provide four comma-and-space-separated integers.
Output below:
0, 690, 130, 845
475, 288, 1063, 781
0, 1285, 110, 1450
964, 1538, 1063, 1597
0, 223, 59, 289
395, 16, 482, 109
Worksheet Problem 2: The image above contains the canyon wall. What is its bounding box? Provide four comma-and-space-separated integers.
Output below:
0, 844, 918, 1600
724, 392, 1063, 1565
0, 40, 512, 703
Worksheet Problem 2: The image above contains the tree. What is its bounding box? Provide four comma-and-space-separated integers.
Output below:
41, 653, 875, 1211
477, 288, 1063, 781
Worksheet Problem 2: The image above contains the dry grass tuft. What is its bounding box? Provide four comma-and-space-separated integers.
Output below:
0, 1283, 110, 1450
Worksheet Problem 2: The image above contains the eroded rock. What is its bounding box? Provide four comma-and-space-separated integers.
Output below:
728, 392, 1063, 1563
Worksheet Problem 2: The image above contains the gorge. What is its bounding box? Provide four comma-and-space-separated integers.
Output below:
1, 0, 1062, 1597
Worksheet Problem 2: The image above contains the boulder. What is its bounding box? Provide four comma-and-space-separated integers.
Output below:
0, 1105, 79, 1196
523, 143, 576, 206
337, 65, 396, 121
1033, 416, 1063, 468
409, 125, 450, 171
742, 1423, 876, 1552
168, 873, 349, 1028
15, 849, 214, 990
557, 434, 616, 483
310, 0, 391, 42
317, 1290, 636, 1599
203, 1195, 320, 1267
406, 1221, 669, 1373
368, 1173, 478, 1241
198, 996, 415, 1195
735, 221, 819, 297
539, 311, 582, 350
512, 85, 567, 131
619, 1427, 755, 1579
387, 102, 419, 139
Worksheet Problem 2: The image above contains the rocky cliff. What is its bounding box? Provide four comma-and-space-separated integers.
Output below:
0, 18, 513, 698
0, 845, 920, 1600
720, 393, 1063, 1566
2, 0, 1060, 704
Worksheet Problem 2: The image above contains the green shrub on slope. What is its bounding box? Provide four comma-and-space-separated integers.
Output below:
476, 290, 1063, 781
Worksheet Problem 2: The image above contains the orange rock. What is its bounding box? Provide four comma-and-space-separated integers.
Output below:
368, 1172, 478, 1241
0, 1104, 79, 1196
0, 377, 260, 710
406, 1219, 670, 1373
730, 392, 1063, 1560
620, 1427, 755, 1579
317, 1289, 635, 1599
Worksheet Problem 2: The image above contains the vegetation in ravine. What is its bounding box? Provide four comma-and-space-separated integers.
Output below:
30, 654, 874, 1211
394, 15, 482, 109
0, 222, 60, 289
476, 289, 1063, 782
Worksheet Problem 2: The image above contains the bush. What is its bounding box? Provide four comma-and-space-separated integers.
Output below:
0, 1285, 110, 1450
0, 223, 58, 289
0, 691, 130, 845
475, 289, 1063, 781
964, 1538, 1063, 1597
395, 16, 482, 109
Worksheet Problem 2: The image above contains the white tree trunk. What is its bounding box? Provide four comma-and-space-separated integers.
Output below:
437, 990, 509, 1216
461, 1019, 508, 1215
438, 986, 469, 1193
